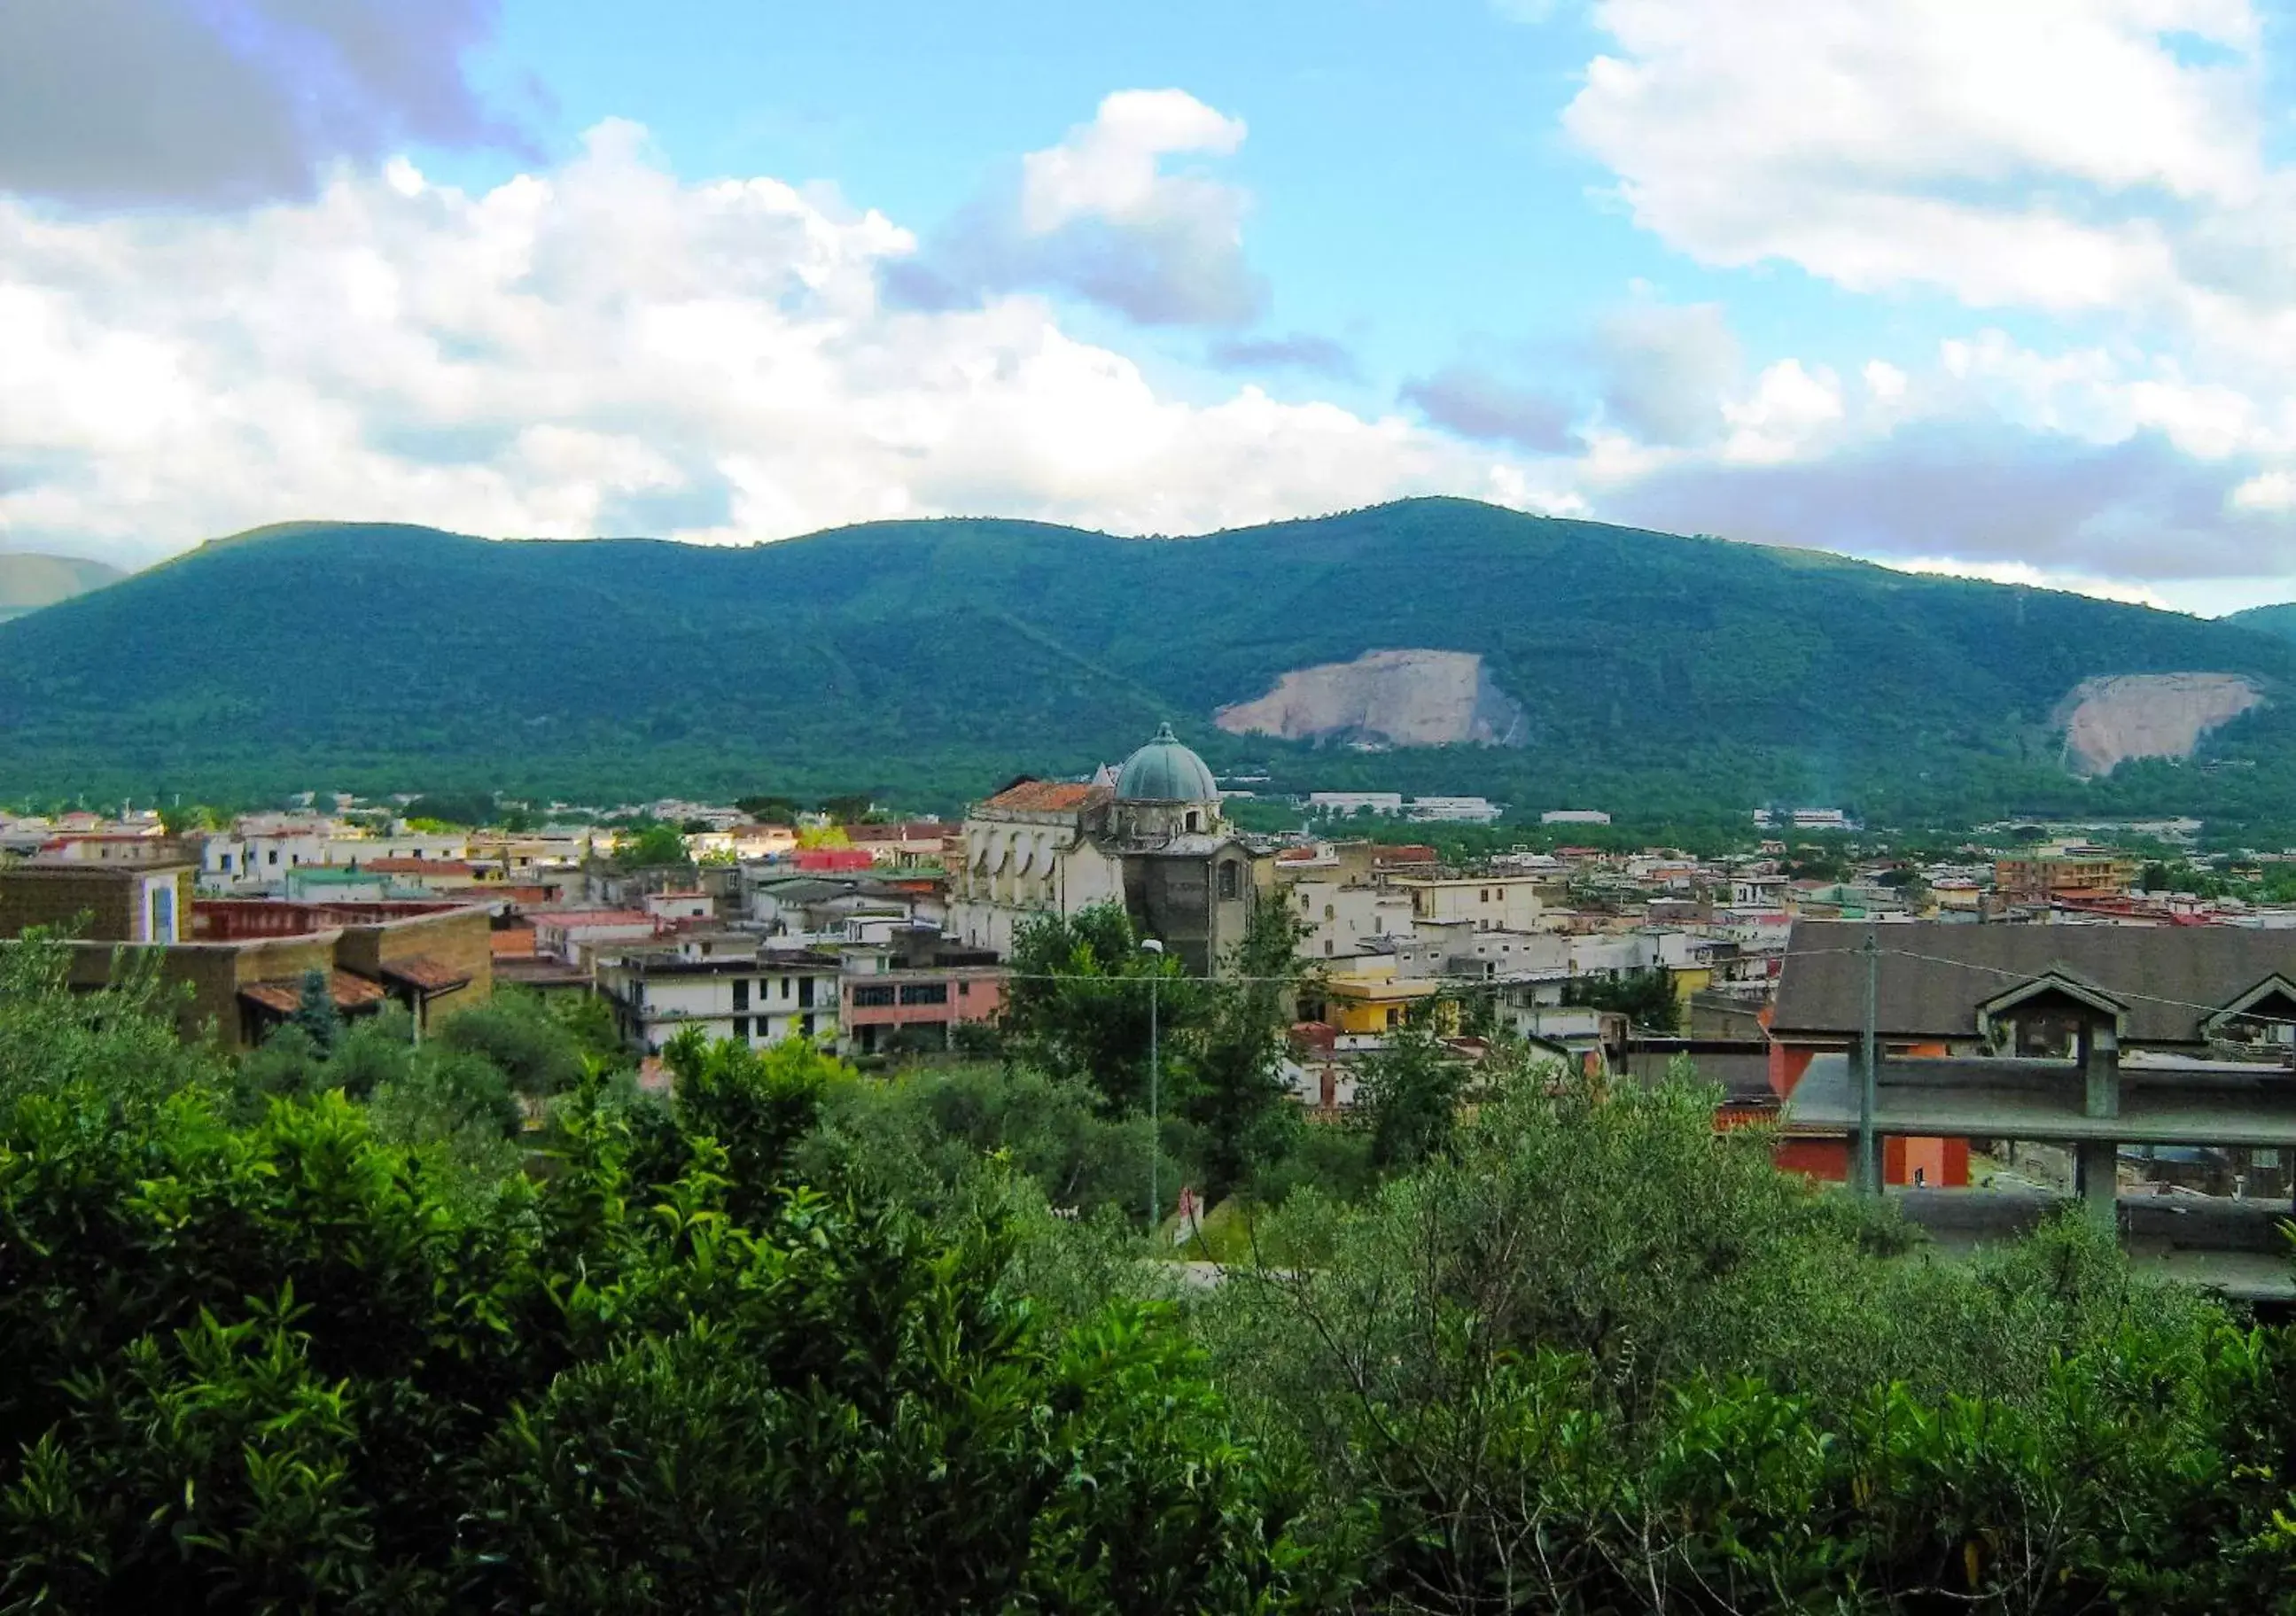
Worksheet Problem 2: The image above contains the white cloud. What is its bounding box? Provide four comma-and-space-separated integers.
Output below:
892, 89, 1265, 327
1019, 89, 1246, 233
1719, 360, 1845, 464
0, 120, 1546, 565
1547, 0, 2296, 585
1885, 555, 2172, 609
1565, 0, 2261, 315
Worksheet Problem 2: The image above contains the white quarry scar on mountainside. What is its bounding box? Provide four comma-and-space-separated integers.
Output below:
1213, 649, 1529, 749
2054, 673, 2267, 777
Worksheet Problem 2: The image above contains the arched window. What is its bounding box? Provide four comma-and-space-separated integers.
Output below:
1218, 861, 1241, 900
1186, 810, 1202, 833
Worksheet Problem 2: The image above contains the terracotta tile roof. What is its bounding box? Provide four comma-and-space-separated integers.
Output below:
239, 971, 390, 1015
380, 954, 472, 992
981, 780, 1109, 812
533, 910, 656, 929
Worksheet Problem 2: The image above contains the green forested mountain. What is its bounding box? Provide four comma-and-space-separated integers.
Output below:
4, 499, 2294, 826
2229, 602, 2296, 644
0, 552, 122, 622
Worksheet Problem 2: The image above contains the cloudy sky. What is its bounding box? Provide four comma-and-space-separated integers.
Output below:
4, 0, 2295, 614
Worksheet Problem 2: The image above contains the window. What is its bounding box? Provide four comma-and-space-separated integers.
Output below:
899, 983, 949, 1006
268, 850, 279, 866
1324, 940, 1334, 956
733, 1016, 751, 1039
852, 984, 897, 1007
146, 882, 176, 945
958, 980, 970, 997
1217, 862, 1240, 900
780, 976, 792, 999
798, 976, 815, 1008
1324, 905, 1335, 921
732, 978, 750, 1010
1186, 810, 1202, 833
800, 1013, 816, 1038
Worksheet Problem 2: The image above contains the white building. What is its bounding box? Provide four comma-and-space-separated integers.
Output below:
1407, 796, 1502, 824
1541, 810, 1612, 826
1728, 874, 1789, 912
1388, 874, 1547, 934
532, 909, 663, 968
198, 824, 473, 890
1285, 878, 1417, 960
596, 933, 841, 1054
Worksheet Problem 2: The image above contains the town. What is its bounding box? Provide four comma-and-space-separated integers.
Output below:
8, 720, 2295, 1301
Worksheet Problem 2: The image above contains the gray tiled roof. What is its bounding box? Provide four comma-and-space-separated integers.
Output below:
1773, 921, 2296, 1046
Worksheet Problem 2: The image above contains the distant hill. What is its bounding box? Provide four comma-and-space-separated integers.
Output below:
0, 553, 122, 622
2229, 602, 2296, 644
4, 500, 2295, 827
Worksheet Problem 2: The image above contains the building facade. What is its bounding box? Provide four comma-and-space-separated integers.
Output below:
948, 724, 1274, 975
596, 934, 842, 1054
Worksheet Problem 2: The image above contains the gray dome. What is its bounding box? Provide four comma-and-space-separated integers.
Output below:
1116, 722, 1218, 802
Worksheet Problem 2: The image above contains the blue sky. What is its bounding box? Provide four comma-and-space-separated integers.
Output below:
3, 0, 2294, 615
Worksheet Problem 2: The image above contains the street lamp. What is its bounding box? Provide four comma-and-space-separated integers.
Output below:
1141, 937, 1164, 1231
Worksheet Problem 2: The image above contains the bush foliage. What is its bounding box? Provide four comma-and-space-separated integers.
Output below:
1, 934, 2293, 1610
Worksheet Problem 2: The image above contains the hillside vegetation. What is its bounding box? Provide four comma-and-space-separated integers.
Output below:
3, 500, 2294, 825
2230, 602, 2296, 644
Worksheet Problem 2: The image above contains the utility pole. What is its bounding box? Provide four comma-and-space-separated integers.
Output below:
1142, 937, 1165, 1231
1858, 923, 1880, 1195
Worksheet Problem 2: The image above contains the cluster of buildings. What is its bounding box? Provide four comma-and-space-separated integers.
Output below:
11, 733, 2296, 1293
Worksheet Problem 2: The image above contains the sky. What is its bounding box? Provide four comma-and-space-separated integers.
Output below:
4, 0, 2295, 615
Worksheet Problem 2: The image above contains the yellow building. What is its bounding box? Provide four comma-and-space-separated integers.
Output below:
1671, 964, 1713, 1008
1312, 955, 1455, 1035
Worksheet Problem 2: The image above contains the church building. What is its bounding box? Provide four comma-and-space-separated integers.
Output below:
948, 723, 1274, 976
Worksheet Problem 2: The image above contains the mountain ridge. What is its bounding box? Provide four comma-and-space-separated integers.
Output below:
4, 498, 2293, 826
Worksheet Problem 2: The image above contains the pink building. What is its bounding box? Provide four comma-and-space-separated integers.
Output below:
841, 932, 1005, 1056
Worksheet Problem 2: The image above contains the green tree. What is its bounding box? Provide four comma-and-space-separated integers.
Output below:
617, 822, 690, 868
1184, 903, 1305, 1202
1001, 903, 1209, 1116
289, 967, 342, 1053
1567, 966, 1681, 1032
435, 988, 600, 1099
660, 1028, 847, 1223
0, 962, 1299, 1612
1354, 1011, 1468, 1170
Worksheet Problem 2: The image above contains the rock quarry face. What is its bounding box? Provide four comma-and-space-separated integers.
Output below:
1214, 649, 1528, 748
2055, 672, 2266, 775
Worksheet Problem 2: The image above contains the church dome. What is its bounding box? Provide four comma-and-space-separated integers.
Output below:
1115, 722, 1218, 803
